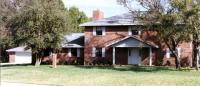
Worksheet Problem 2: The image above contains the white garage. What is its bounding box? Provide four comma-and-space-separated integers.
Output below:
6, 46, 32, 64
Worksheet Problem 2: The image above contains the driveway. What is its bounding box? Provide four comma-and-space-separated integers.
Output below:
1, 82, 49, 86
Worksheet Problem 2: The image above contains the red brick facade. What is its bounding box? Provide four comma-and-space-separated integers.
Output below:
42, 48, 84, 65
84, 26, 193, 66
8, 52, 15, 63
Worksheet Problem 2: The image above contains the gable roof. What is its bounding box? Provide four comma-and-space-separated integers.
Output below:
62, 33, 84, 48
6, 46, 31, 52
106, 36, 158, 48
80, 12, 143, 26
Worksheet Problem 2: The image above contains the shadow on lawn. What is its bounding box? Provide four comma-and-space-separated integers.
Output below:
73, 65, 184, 72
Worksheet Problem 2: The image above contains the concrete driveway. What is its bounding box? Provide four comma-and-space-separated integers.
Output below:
1, 82, 49, 86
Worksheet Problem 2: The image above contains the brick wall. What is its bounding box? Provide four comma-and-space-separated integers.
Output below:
8, 52, 15, 63
84, 26, 193, 66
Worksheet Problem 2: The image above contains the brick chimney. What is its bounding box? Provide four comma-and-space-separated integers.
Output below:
92, 9, 104, 21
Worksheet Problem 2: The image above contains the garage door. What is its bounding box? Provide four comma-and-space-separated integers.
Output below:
15, 52, 32, 64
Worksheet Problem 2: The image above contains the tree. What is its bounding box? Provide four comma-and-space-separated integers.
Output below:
68, 7, 89, 32
7, 0, 71, 66
181, 0, 200, 70
118, 0, 196, 69
0, 0, 32, 62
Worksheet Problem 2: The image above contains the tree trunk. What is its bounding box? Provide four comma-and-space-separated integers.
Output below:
192, 33, 199, 70
52, 53, 57, 68
196, 49, 199, 70
164, 40, 181, 69
35, 54, 42, 67
174, 53, 181, 69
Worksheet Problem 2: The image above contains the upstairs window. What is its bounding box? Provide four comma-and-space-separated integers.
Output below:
93, 27, 106, 36
131, 30, 139, 35
96, 28, 103, 35
128, 26, 141, 35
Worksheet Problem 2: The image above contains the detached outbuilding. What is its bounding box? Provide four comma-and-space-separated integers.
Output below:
6, 46, 32, 64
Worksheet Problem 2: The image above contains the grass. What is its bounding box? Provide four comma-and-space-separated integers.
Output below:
1, 65, 200, 86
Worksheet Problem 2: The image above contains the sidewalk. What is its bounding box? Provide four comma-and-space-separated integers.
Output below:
1, 82, 49, 86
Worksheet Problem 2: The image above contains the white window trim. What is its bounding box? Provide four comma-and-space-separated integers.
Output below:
68, 48, 72, 57
102, 48, 105, 57
77, 48, 80, 57
93, 26, 106, 36
93, 27, 96, 36
176, 47, 181, 58
102, 27, 106, 36
166, 48, 170, 58
128, 26, 132, 35
92, 47, 96, 57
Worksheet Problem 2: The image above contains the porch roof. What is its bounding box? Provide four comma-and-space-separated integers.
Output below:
62, 33, 84, 48
106, 36, 159, 48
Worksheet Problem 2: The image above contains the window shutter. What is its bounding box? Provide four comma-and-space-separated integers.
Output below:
166, 48, 170, 58
176, 47, 181, 58
138, 30, 141, 35
77, 48, 80, 57
92, 47, 96, 57
68, 48, 72, 57
93, 27, 96, 36
128, 26, 132, 35
102, 27, 106, 36
102, 48, 105, 57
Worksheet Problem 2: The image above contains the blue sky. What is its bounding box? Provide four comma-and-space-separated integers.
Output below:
62, 0, 142, 18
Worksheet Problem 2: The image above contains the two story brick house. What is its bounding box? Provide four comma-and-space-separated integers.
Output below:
79, 12, 193, 66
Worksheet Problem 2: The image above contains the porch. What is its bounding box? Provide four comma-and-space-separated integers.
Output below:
107, 36, 158, 66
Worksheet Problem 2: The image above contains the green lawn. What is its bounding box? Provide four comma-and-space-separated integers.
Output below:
1, 65, 200, 86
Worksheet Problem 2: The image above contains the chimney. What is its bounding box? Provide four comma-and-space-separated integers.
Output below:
92, 9, 104, 21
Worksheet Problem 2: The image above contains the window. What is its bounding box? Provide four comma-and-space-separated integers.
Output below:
166, 48, 171, 58
166, 48, 181, 58
128, 26, 141, 35
68, 48, 80, 57
96, 28, 103, 35
96, 48, 102, 57
92, 47, 105, 57
131, 30, 139, 35
71, 48, 77, 57
93, 27, 106, 36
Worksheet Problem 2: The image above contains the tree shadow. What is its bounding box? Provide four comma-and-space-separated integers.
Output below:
73, 65, 191, 72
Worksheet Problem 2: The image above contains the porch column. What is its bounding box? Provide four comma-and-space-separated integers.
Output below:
149, 48, 152, 66
113, 47, 115, 65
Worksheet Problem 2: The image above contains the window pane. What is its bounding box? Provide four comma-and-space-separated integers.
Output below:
131, 30, 138, 35
96, 28, 103, 35
71, 48, 77, 57
96, 48, 102, 57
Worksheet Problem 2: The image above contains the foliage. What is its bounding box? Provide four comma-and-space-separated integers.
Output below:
118, 0, 200, 69
7, 0, 71, 65
0, 0, 32, 62
68, 6, 89, 32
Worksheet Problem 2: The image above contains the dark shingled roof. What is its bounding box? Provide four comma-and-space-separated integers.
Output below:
62, 33, 84, 48
80, 12, 143, 26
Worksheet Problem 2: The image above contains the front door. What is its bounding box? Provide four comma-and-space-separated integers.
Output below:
128, 48, 140, 64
